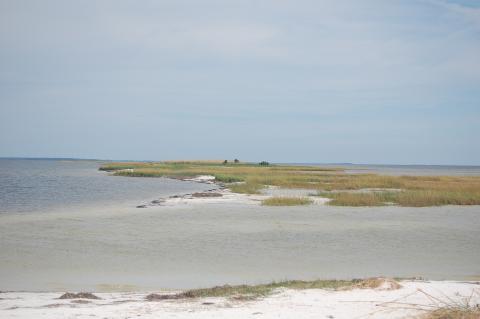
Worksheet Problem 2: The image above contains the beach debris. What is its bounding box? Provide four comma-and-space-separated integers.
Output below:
70, 299, 91, 304
58, 292, 100, 300
136, 205, 147, 208
146, 291, 195, 301
150, 199, 164, 205
43, 303, 67, 308
192, 192, 223, 198
183, 175, 216, 183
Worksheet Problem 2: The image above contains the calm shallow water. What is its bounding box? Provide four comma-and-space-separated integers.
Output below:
0, 204, 479, 291
0, 159, 479, 292
0, 159, 213, 213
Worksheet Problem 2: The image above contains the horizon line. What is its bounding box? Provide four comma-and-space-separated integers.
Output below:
1, 157, 479, 167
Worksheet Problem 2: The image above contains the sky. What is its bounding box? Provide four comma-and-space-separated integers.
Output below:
0, 0, 479, 164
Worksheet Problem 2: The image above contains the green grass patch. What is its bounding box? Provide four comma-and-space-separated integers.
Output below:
261, 196, 313, 206
229, 182, 264, 194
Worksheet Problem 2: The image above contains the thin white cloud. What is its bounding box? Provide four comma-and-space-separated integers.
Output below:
425, 0, 480, 27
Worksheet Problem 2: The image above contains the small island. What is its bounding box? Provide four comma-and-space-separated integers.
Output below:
100, 160, 480, 207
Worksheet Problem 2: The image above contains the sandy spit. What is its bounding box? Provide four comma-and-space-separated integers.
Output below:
1, 281, 479, 319
156, 179, 329, 207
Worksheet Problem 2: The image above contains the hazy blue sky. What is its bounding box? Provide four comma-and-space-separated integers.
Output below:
1, 0, 479, 164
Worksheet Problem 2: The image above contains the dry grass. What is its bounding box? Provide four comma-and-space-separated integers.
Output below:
99, 161, 480, 207
261, 196, 313, 206
399, 285, 480, 319
420, 308, 480, 319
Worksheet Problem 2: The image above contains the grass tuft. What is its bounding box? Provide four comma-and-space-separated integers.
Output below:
261, 196, 313, 206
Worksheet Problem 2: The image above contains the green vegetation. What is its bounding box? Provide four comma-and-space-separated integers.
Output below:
145, 278, 391, 301
262, 196, 313, 206
99, 160, 480, 207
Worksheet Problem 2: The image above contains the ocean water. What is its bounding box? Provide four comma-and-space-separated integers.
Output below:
0, 159, 214, 214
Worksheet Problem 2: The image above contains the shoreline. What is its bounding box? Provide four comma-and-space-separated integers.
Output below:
131, 174, 330, 209
1, 280, 479, 319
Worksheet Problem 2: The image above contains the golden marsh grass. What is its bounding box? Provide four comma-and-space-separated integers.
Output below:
99, 161, 480, 207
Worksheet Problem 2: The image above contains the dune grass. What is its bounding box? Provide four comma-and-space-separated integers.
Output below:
99, 161, 480, 207
262, 196, 313, 206
145, 278, 396, 301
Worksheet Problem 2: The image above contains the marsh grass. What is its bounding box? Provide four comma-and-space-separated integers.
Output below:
99, 161, 480, 207
319, 190, 480, 207
261, 196, 313, 206
319, 191, 398, 206
394, 190, 480, 207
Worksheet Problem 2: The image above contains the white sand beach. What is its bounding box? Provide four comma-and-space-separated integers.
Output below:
1, 280, 479, 319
